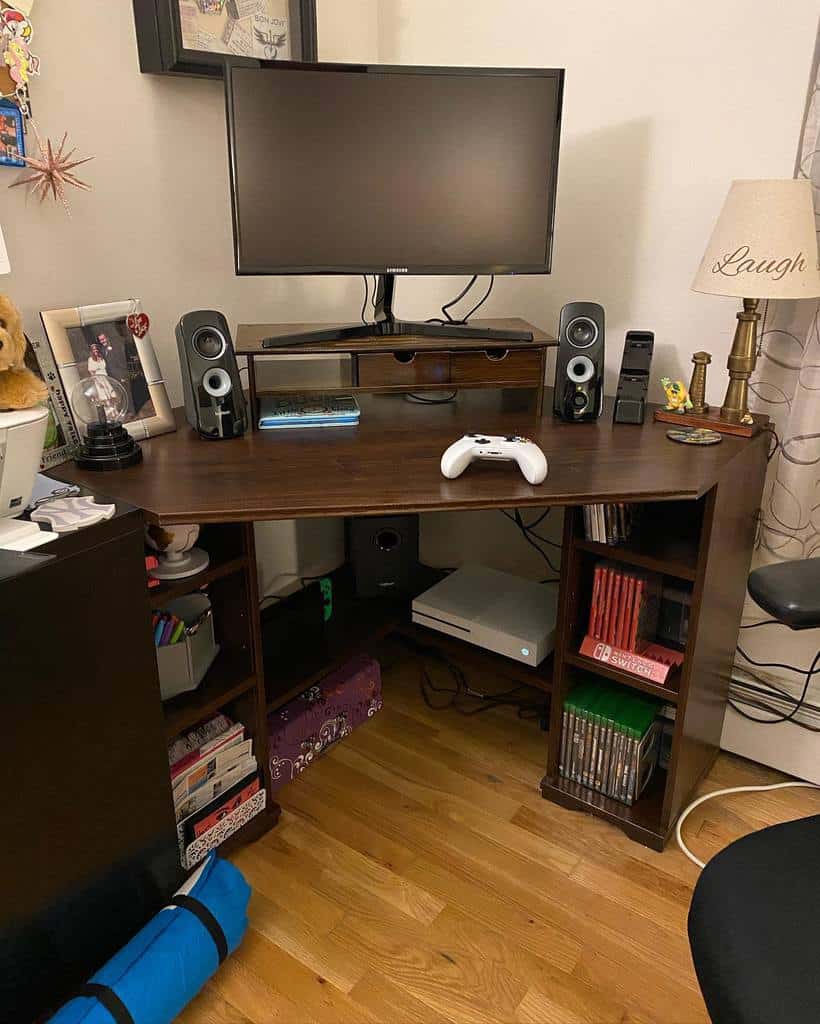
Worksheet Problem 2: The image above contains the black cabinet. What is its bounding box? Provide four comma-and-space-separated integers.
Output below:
1, 505, 182, 1022
133, 0, 318, 77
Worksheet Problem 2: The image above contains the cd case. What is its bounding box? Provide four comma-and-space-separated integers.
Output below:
258, 394, 361, 429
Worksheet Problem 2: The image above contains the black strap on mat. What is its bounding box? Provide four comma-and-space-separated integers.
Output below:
168, 894, 228, 964
76, 983, 134, 1024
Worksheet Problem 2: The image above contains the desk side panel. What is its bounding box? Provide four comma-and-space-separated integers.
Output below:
663, 433, 768, 828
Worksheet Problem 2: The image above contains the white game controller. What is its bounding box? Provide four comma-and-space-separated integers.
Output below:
441, 433, 548, 485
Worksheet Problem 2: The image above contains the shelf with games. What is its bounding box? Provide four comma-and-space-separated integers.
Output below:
541, 459, 767, 850
574, 499, 703, 582
563, 651, 680, 703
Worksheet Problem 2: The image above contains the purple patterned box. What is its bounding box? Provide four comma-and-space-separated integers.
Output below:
267, 655, 382, 793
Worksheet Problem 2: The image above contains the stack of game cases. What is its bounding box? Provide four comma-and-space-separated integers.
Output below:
582, 503, 637, 546
559, 679, 661, 805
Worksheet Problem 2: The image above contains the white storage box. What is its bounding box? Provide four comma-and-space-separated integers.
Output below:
156, 593, 219, 701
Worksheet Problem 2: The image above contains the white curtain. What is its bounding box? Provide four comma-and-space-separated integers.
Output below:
726, 34, 820, 750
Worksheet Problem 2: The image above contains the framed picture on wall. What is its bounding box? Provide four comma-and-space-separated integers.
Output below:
133, 0, 317, 77
39, 300, 176, 441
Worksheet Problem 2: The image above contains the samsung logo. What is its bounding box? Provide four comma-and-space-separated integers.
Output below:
386, 267, 408, 273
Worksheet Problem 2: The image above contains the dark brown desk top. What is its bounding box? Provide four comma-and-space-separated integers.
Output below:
56, 391, 768, 526
236, 318, 555, 355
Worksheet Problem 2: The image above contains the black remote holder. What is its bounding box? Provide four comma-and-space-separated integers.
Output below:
613, 331, 654, 425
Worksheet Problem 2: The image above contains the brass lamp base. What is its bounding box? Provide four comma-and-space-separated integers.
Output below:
720, 297, 760, 425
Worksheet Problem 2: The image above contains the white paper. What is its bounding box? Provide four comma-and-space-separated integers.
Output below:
223, 15, 253, 56
0, 225, 10, 275
233, 0, 264, 16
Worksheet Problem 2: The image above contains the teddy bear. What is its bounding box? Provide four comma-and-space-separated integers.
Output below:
0, 294, 48, 410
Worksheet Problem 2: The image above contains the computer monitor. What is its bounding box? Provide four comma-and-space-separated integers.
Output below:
225, 61, 564, 345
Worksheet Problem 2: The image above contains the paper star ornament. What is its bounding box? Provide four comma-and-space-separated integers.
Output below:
8, 122, 93, 214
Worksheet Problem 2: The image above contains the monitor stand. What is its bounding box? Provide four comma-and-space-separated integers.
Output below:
261, 275, 534, 349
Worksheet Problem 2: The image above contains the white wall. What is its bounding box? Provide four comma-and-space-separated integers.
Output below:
0, 0, 380, 400
373, 0, 818, 406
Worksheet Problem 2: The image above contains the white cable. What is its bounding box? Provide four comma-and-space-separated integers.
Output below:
675, 781, 820, 870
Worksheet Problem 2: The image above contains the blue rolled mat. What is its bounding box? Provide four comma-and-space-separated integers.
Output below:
50, 853, 250, 1024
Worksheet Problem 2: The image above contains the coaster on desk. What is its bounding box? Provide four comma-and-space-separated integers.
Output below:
666, 427, 723, 446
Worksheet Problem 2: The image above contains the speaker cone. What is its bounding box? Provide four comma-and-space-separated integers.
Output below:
567, 355, 595, 384
192, 327, 227, 360
202, 367, 232, 399
566, 316, 598, 349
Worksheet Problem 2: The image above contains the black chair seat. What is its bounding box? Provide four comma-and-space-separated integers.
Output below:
688, 814, 820, 1023
747, 559, 820, 630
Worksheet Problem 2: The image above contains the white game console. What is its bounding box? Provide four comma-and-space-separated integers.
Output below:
412, 564, 558, 667
440, 434, 548, 485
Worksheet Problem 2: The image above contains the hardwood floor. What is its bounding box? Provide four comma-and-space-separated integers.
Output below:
181, 647, 820, 1024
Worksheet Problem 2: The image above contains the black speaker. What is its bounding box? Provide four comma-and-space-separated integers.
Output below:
175, 311, 249, 439
613, 330, 654, 424
347, 515, 420, 598
553, 301, 605, 422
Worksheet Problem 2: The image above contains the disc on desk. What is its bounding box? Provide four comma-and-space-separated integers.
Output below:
666, 427, 723, 445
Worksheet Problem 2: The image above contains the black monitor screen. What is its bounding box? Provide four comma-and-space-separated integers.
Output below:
227, 63, 563, 275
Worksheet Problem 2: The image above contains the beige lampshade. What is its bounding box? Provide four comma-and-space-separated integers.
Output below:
692, 179, 820, 299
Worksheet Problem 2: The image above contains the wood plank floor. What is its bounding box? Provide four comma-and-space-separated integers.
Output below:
181, 648, 820, 1024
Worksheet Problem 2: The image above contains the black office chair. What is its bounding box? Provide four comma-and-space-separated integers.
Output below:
687, 557, 820, 1024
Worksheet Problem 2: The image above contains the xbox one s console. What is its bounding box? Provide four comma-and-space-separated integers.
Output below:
440, 434, 548, 485
412, 565, 558, 667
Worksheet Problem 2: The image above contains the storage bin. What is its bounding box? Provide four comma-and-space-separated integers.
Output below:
157, 593, 220, 701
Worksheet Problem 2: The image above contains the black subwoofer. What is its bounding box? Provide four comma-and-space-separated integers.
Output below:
553, 301, 605, 422
347, 515, 420, 598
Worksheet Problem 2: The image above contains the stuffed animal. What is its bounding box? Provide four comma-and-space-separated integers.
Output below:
0, 294, 48, 410
660, 376, 693, 414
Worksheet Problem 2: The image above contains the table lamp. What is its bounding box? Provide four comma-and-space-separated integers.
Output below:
692, 179, 820, 429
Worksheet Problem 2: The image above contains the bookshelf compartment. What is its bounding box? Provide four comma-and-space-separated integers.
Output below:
564, 651, 680, 702
575, 499, 704, 582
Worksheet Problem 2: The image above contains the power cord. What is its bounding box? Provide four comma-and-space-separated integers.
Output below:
397, 634, 548, 720
500, 508, 561, 582
676, 781, 820, 869
405, 391, 457, 405
425, 275, 495, 326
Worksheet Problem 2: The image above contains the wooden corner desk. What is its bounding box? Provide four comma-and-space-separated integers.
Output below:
59, 382, 768, 853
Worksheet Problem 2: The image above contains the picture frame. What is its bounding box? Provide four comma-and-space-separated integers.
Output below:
133, 0, 317, 78
39, 300, 176, 442
0, 99, 25, 168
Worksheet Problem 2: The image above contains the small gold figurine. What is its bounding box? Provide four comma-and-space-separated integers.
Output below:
688, 352, 711, 415
660, 377, 694, 413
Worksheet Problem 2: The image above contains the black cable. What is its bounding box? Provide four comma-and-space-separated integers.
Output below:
361, 275, 370, 325
506, 508, 561, 578
500, 508, 562, 549
739, 619, 779, 630
736, 646, 820, 676
458, 276, 494, 322
441, 275, 478, 322
397, 634, 547, 718
761, 426, 780, 463
406, 391, 458, 405
731, 645, 820, 726
424, 275, 494, 326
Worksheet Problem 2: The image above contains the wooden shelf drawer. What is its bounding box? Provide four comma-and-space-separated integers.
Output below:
451, 348, 543, 385
357, 351, 451, 387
